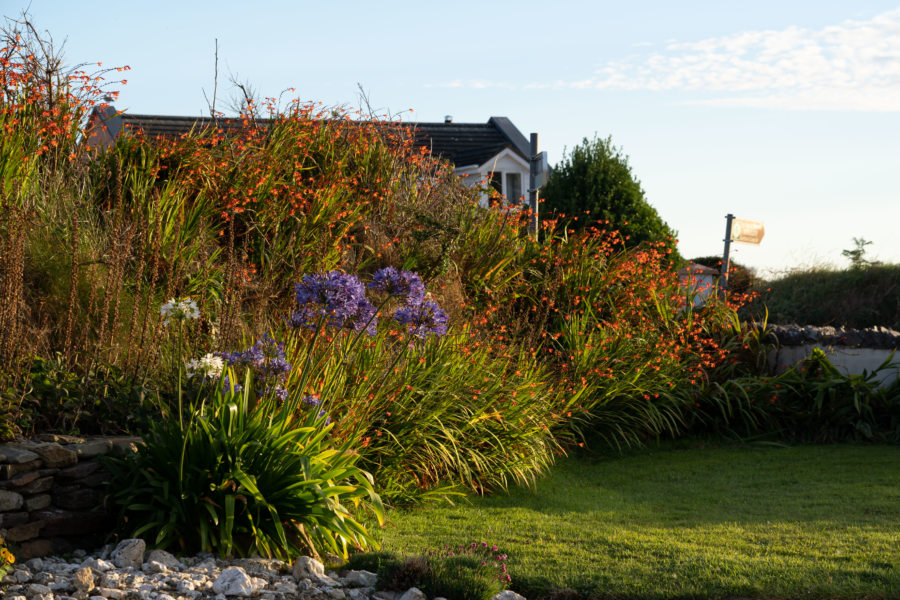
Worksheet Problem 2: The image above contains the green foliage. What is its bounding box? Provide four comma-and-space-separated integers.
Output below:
349, 543, 511, 600
104, 369, 384, 560
1, 354, 156, 439
690, 349, 900, 442
751, 263, 900, 330
298, 325, 564, 504
541, 135, 678, 257
379, 447, 900, 600
842, 236, 876, 269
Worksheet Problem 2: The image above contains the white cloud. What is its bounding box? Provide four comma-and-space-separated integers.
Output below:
426, 8, 900, 111
585, 8, 900, 110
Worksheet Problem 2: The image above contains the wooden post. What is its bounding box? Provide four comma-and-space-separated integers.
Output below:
528, 133, 539, 239
721, 213, 734, 289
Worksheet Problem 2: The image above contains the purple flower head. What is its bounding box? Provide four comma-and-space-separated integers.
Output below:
303, 394, 320, 407
217, 334, 291, 401
221, 373, 243, 395
264, 385, 289, 402
393, 298, 449, 339
290, 271, 377, 335
369, 267, 426, 305
219, 334, 291, 386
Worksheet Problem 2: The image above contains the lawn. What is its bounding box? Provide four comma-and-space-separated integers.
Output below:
374, 443, 900, 600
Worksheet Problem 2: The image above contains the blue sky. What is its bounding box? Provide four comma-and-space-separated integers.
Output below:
13, 1, 900, 276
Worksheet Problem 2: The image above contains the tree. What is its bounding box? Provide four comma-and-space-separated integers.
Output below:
841, 237, 876, 269
542, 135, 678, 256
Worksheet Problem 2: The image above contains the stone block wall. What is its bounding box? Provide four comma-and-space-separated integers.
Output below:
0, 435, 141, 559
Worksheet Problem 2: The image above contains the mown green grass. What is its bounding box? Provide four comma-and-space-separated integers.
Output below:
374, 443, 900, 599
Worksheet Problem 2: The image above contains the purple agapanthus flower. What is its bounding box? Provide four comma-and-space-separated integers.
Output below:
394, 298, 449, 339
219, 334, 291, 385
221, 373, 243, 395
369, 267, 426, 305
217, 334, 291, 400
289, 271, 377, 335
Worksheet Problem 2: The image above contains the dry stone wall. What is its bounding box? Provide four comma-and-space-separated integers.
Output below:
0, 435, 141, 559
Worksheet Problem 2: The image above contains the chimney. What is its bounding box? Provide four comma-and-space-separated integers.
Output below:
444, 115, 453, 123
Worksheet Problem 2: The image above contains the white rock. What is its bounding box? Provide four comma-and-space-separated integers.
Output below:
347, 588, 375, 600
146, 549, 183, 571
192, 558, 218, 573
13, 568, 31, 583
83, 558, 116, 572
96, 588, 124, 599
25, 558, 44, 571
372, 591, 398, 600
273, 580, 298, 595
317, 573, 341, 587
90, 596, 106, 600
292, 555, 325, 580
343, 570, 378, 588
142, 560, 168, 574
7, 595, 27, 600
213, 566, 258, 596
111, 539, 146, 569
73, 566, 95, 593
492, 591, 526, 600
158, 594, 177, 600
176, 579, 196, 593
398, 587, 426, 600
27, 582, 52, 595
49, 579, 73, 592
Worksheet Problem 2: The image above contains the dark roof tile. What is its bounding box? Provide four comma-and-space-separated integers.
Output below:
89, 107, 531, 168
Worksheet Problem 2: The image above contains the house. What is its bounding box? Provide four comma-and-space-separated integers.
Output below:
677, 262, 720, 307
407, 117, 532, 207
86, 107, 534, 208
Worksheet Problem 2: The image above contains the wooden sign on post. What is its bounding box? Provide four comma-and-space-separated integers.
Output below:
731, 218, 765, 245
722, 214, 764, 289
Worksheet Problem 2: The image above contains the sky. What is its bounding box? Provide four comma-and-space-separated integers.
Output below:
10, 0, 900, 277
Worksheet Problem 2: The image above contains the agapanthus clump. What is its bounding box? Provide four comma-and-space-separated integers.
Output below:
218, 334, 292, 400
368, 267, 449, 340
394, 296, 449, 339
369, 267, 426, 304
289, 271, 377, 335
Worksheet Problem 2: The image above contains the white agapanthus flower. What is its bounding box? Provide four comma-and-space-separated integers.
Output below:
185, 353, 225, 379
160, 297, 200, 325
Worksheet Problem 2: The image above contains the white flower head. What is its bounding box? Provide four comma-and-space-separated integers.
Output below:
161, 297, 200, 325
185, 353, 225, 379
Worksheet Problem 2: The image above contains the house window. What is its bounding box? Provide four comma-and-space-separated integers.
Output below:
505, 173, 522, 204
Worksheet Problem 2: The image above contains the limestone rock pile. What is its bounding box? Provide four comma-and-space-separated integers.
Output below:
1, 539, 526, 600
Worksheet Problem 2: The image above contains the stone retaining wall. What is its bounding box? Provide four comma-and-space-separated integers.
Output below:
0, 435, 141, 560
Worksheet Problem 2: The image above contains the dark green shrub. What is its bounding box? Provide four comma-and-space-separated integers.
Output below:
541, 135, 678, 258
751, 264, 900, 329
689, 349, 900, 442
12, 354, 157, 438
